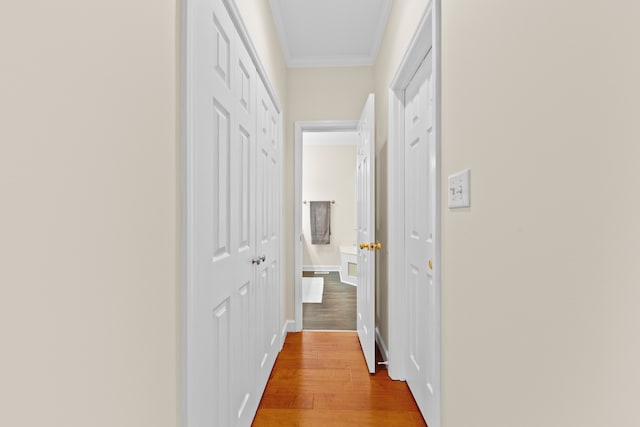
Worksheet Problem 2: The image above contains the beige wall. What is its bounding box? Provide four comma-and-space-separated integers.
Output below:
0, 1, 180, 426
376, 0, 640, 426
440, 1, 640, 425
0, 1, 287, 426
283, 67, 374, 319
302, 144, 357, 267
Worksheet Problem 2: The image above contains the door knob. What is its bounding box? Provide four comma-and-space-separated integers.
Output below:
373, 242, 382, 250
359, 242, 368, 250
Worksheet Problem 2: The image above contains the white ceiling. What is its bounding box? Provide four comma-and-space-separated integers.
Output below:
269, 0, 393, 68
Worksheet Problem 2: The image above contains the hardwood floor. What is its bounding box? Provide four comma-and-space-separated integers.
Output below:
253, 332, 427, 426
303, 272, 356, 330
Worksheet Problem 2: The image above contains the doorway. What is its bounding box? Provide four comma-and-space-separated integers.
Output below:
295, 122, 359, 331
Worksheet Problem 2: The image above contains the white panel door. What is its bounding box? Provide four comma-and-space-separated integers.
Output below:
356, 94, 376, 373
232, 27, 259, 427
187, 1, 241, 425
185, 0, 271, 425
404, 50, 439, 425
255, 77, 281, 389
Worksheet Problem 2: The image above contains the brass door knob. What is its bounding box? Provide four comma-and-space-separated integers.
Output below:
373, 242, 382, 250
359, 242, 369, 250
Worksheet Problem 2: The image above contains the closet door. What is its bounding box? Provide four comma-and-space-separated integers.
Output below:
186, 0, 282, 426
254, 77, 282, 390
232, 26, 259, 427
186, 0, 257, 425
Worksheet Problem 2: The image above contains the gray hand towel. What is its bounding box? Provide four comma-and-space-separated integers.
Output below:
310, 201, 331, 245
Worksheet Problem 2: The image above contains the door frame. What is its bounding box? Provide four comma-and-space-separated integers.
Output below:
387, 0, 441, 424
294, 120, 359, 331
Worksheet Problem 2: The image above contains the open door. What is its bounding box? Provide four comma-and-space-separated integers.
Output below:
356, 94, 376, 373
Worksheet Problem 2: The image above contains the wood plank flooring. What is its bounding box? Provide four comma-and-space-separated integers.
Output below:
253, 332, 427, 426
303, 272, 356, 330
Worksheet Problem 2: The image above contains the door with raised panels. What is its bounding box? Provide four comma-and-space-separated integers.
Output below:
404, 49, 439, 425
185, 0, 281, 425
356, 94, 376, 374
254, 77, 281, 390
232, 23, 260, 426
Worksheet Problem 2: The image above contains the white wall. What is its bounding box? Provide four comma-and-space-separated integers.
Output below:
376, 0, 640, 426
302, 143, 357, 267
0, 1, 179, 426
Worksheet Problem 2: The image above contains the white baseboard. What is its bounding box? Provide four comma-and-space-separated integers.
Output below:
302, 265, 340, 272
339, 271, 357, 286
281, 320, 296, 346
375, 327, 389, 363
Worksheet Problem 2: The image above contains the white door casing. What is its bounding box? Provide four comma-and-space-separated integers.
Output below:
184, 0, 282, 425
357, 94, 376, 374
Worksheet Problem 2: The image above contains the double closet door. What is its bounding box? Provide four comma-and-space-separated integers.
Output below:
186, 0, 282, 426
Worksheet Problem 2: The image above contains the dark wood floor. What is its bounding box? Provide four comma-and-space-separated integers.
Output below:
253, 331, 427, 426
303, 271, 356, 330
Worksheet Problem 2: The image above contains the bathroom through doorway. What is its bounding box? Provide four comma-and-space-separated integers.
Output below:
295, 123, 359, 331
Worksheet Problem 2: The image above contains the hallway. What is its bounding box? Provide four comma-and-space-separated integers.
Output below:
253, 332, 427, 426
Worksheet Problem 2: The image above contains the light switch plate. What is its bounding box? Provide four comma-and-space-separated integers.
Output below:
448, 169, 470, 208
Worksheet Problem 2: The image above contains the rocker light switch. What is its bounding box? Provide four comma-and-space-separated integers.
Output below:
448, 169, 470, 208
